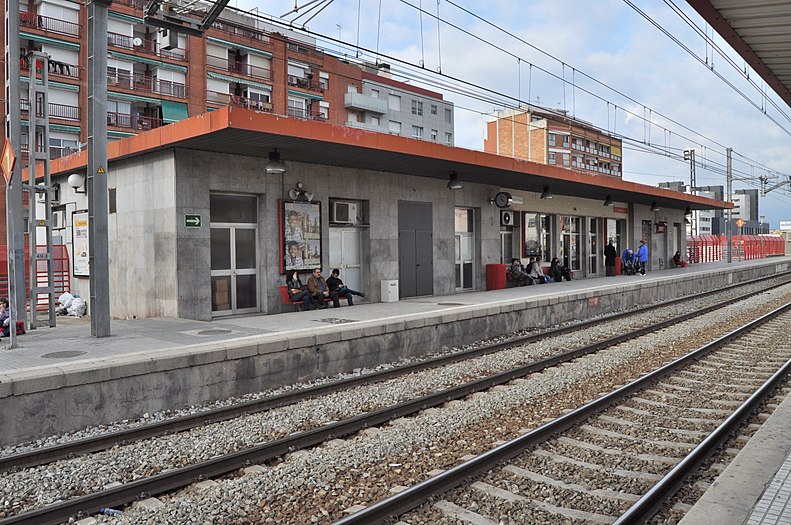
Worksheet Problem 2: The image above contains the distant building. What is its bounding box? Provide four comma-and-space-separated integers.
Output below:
484, 105, 622, 178
658, 183, 767, 235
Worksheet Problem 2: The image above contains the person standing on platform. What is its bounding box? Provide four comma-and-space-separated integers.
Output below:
326, 268, 365, 306
604, 240, 617, 276
307, 268, 336, 308
637, 239, 649, 275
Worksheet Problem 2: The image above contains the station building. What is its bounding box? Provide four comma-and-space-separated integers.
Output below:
46, 106, 730, 321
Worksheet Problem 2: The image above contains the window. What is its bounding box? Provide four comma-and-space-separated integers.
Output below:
411, 100, 423, 116
288, 96, 306, 118
371, 89, 379, 98
412, 125, 423, 139
445, 107, 452, 123
522, 212, 552, 259
388, 121, 401, 135
371, 116, 380, 127
562, 135, 570, 147
319, 77, 329, 90
562, 153, 570, 166
548, 152, 556, 165
445, 132, 452, 145
431, 104, 437, 115
548, 133, 556, 146
49, 137, 78, 159
430, 129, 438, 141
560, 215, 581, 271
388, 94, 400, 111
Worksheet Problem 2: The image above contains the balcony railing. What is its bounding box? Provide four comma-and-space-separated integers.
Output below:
206, 91, 273, 112
287, 106, 326, 121
20, 144, 78, 161
20, 56, 82, 80
20, 99, 80, 121
287, 75, 324, 93
20, 12, 80, 36
107, 112, 163, 131
210, 21, 271, 44
108, 71, 187, 98
112, 0, 145, 8
206, 55, 271, 82
107, 31, 188, 60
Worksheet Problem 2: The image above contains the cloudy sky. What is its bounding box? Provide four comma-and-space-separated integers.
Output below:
239, 0, 791, 228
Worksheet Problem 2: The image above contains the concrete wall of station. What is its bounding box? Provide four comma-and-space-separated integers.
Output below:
0, 260, 786, 446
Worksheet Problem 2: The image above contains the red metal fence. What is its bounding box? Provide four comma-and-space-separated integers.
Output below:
687, 235, 785, 264
0, 245, 71, 312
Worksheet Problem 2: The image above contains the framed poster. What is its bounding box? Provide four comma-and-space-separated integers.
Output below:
72, 210, 89, 276
281, 200, 321, 273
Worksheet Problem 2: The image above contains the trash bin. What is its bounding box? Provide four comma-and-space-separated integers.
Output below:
380, 280, 399, 302
486, 264, 507, 290
614, 256, 621, 276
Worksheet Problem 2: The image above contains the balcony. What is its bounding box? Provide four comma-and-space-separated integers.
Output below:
20, 12, 80, 37
20, 144, 78, 161
107, 31, 188, 61
20, 99, 80, 121
287, 106, 326, 121
344, 92, 387, 114
206, 56, 271, 82
207, 91, 273, 112
107, 112, 163, 131
112, 0, 145, 8
108, 71, 187, 98
210, 21, 271, 45
287, 75, 324, 94
20, 56, 81, 80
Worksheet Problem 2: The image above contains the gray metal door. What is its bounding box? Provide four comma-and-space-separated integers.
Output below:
398, 201, 433, 298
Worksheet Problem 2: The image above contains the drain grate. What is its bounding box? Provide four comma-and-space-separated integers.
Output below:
437, 302, 466, 306
314, 318, 356, 324
42, 351, 87, 359
196, 329, 233, 336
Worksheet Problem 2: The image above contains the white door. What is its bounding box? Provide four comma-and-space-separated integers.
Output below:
329, 227, 362, 292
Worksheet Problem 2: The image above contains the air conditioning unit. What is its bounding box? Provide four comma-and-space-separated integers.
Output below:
159, 28, 179, 50
52, 210, 66, 229
500, 210, 514, 226
332, 201, 358, 224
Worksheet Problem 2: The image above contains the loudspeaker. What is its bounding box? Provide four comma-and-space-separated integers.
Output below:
500, 210, 514, 226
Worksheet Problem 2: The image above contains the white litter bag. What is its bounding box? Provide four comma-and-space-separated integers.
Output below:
58, 292, 74, 310
67, 296, 87, 317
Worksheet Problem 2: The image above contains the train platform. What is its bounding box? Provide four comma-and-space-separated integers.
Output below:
1, 257, 791, 522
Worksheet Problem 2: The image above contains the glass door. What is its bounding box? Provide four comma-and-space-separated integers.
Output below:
454, 208, 474, 290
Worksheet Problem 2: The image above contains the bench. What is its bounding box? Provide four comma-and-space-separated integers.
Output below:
279, 285, 350, 311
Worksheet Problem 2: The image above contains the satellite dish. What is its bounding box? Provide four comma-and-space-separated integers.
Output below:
132, 37, 143, 47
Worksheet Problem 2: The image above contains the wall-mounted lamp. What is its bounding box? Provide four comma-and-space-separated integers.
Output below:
684, 207, 692, 216
603, 195, 614, 207
67, 173, 86, 194
265, 148, 286, 174
447, 172, 463, 190
650, 201, 660, 212
540, 186, 553, 200
288, 182, 314, 202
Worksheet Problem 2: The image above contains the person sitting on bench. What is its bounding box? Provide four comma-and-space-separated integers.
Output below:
307, 267, 336, 308
326, 268, 365, 306
672, 251, 687, 268
286, 270, 319, 310
510, 258, 528, 286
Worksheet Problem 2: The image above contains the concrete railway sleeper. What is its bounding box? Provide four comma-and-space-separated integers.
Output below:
1, 283, 791, 524
336, 303, 791, 525
3, 272, 789, 475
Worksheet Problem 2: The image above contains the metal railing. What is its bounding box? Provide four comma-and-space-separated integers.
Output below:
107, 112, 163, 131
20, 99, 80, 121
20, 56, 82, 80
107, 31, 188, 60
287, 75, 324, 93
19, 12, 80, 36
210, 21, 272, 44
206, 90, 273, 112
108, 71, 187, 98
206, 55, 272, 81
20, 144, 78, 160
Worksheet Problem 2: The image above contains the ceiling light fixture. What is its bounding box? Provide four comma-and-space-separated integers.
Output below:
685, 207, 692, 216
650, 202, 660, 212
540, 186, 553, 200
447, 172, 463, 190
603, 195, 614, 207
265, 148, 286, 174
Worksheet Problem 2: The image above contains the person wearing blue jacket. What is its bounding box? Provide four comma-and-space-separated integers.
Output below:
636, 239, 649, 275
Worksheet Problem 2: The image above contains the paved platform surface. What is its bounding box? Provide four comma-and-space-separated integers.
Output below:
1, 257, 791, 523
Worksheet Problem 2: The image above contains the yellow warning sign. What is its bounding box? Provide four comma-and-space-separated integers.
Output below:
97, 166, 105, 174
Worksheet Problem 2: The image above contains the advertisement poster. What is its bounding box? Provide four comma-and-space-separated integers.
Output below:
282, 201, 321, 273
73, 211, 89, 276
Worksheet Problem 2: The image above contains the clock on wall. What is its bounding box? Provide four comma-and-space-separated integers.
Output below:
494, 191, 513, 209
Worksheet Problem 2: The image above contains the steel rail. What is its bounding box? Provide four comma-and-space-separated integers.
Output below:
2, 290, 788, 525
331, 301, 791, 525
3, 273, 787, 474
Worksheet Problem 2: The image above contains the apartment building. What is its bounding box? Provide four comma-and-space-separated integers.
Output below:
3, 0, 454, 160
345, 63, 454, 146
484, 106, 622, 178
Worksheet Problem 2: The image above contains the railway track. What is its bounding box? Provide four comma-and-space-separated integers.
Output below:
1, 277, 790, 524
335, 302, 791, 525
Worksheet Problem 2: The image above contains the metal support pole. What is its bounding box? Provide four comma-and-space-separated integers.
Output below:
726, 147, 732, 264
87, 0, 112, 337
5, 0, 25, 347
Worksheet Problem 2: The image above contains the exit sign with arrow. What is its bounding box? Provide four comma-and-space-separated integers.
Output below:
185, 214, 202, 228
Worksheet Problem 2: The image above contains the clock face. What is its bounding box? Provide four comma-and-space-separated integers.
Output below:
494, 191, 512, 209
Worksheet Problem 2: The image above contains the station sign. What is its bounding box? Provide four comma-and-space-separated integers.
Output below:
780, 221, 791, 232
